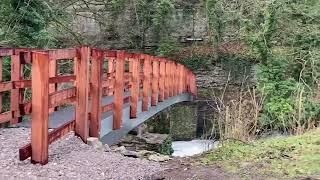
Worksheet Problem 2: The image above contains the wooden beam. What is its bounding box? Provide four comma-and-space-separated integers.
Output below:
49, 88, 76, 108
0, 56, 2, 128
75, 47, 90, 143
113, 51, 125, 129
90, 49, 103, 137
151, 59, 159, 106
19, 120, 75, 161
0, 57, 3, 116
10, 54, 22, 124
48, 49, 76, 60
169, 62, 174, 97
164, 61, 170, 99
0, 112, 12, 124
178, 64, 184, 94
173, 63, 178, 96
130, 55, 140, 118
31, 52, 49, 165
159, 59, 165, 102
142, 55, 151, 111
107, 57, 115, 96
49, 59, 57, 112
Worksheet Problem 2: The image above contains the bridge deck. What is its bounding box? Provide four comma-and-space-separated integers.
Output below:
18, 93, 193, 145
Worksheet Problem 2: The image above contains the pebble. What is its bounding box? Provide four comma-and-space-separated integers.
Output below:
0, 128, 163, 179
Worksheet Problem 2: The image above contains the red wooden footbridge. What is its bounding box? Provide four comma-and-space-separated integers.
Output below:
0, 47, 197, 165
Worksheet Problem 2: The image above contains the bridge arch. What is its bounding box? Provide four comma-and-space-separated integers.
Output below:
0, 47, 197, 165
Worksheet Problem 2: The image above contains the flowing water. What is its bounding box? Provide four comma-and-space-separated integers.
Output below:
172, 140, 219, 157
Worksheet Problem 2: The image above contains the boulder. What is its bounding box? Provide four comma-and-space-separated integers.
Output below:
87, 137, 104, 151
119, 133, 173, 155
148, 154, 171, 162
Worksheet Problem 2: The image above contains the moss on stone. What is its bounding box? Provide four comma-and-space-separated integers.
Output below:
170, 105, 197, 140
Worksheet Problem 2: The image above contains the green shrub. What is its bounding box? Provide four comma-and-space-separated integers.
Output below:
180, 55, 212, 71
159, 136, 174, 155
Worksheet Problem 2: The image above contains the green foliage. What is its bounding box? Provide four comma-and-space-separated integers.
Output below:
0, 0, 67, 48
240, 0, 320, 132
180, 55, 211, 71
152, 0, 175, 43
257, 57, 297, 130
205, 0, 224, 61
202, 129, 320, 177
159, 136, 174, 155
156, 39, 178, 56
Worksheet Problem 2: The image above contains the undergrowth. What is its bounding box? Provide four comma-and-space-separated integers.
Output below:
202, 129, 320, 178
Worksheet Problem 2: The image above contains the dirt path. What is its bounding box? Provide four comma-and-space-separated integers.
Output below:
0, 128, 161, 180
151, 157, 238, 180
0, 128, 244, 180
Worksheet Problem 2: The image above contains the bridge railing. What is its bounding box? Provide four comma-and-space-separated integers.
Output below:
0, 46, 197, 165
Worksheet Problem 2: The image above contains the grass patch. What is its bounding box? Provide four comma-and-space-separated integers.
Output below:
202, 129, 320, 178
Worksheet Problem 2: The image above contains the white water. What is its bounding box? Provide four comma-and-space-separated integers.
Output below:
172, 140, 219, 157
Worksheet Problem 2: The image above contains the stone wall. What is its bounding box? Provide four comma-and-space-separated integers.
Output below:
68, 0, 208, 49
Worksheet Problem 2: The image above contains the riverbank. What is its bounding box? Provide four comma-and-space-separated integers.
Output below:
202, 129, 320, 179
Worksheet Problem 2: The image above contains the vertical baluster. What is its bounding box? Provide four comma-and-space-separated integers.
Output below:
130, 54, 140, 118
31, 52, 49, 165
178, 64, 184, 94
108, 57, 115, 96
0, 57, 2, 115
90, 49, 103, 137
164, 61, 170, 99
173, 63, 178, 96
169, 61, 174, 97
142, 55, 151, 111
159, 59, 165, 102
75, 46, 90, 142
49, 59, 57, 112
113, 51, 125, 129
10, 53, 22, 124
151, 58, 159, 106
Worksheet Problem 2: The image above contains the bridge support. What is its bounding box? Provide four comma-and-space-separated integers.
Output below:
142, 55, 151, 111
130, 55, 140, 118
75, 47, 90, 142
113, 51, 125, 129
31, 52, 49, 165
90, 49, 103, 137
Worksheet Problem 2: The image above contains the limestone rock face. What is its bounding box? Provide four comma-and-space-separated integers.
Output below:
148, 154, 171, 162
119, 133, 172, 154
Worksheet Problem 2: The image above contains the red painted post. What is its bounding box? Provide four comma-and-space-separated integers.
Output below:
178, 64, 184, 94
151, 59, 159, 106
75, 47, 90, 142
113, 51, 125, 129
108, 57, 115, 73
169, 61, 174, 97
164, 61, 170, 99
10, 54, 22, 124
90, 49, 103, 137
49, 60, 57, 112
31, 52, 49, 165
142, 55, 151, 111
0, 57, 2, 114
130, 55, 140, 118
159, 59, 165, 102
173, 63, 178, 96
191, 74, 197, 96
108, 57, 115, 96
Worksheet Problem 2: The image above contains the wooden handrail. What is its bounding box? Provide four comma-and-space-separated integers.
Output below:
0, 46, 197, 165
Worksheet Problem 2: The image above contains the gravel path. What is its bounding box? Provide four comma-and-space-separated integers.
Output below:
0, 128, 163, 180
